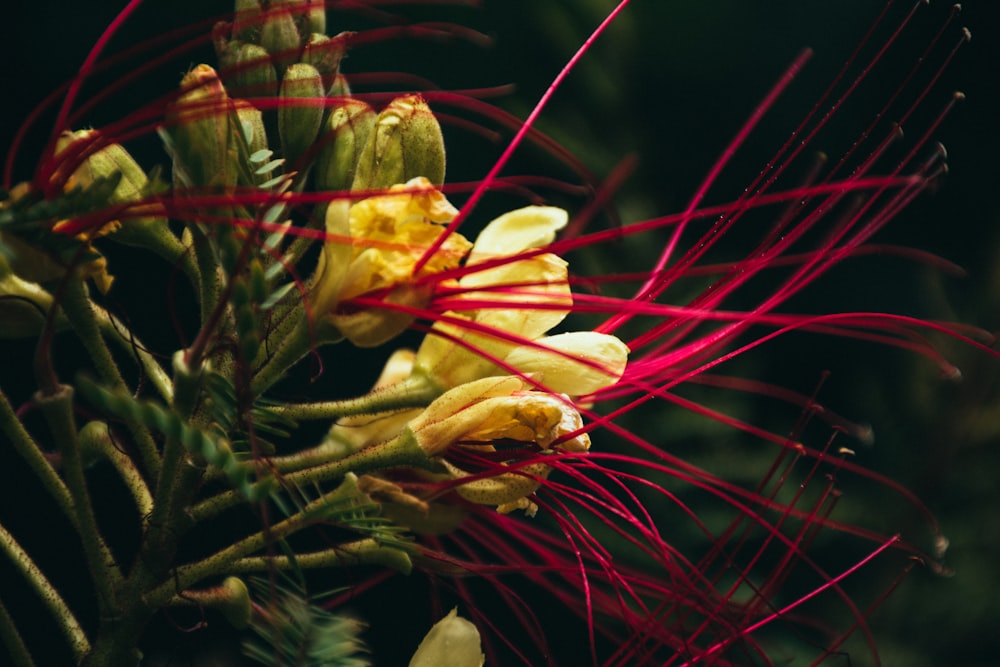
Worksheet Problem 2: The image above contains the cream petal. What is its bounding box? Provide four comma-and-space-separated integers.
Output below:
466, 205, 568, 265
503, 331, 629, 395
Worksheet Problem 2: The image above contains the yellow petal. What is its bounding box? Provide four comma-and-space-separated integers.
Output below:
466, 206, 568, 265
503, 331, 629, 395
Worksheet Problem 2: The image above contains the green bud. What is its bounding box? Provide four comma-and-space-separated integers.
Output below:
305, 0, 326, 35
234, 100, 268, 157
314, 98, 375, 192
218, 577, 252, 629
409, 608, 484, 667
55, 130, 169, 248
278, 63, 324, 165
232, 0, 264, 43
0, 251, 60, 339
227, 42, 278, 98
301, 32, 349, 92
165, 65, 238, 189
327, 73, 350, 97
352, 94, 446, 191
259, 0, 303, 72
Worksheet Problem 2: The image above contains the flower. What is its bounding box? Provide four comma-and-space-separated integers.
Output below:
310, 177, 472, 346
405, 375, 591, 514
413, 205, 629, 395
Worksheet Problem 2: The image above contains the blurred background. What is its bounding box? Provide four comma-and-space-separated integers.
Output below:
2, 1, 998, 664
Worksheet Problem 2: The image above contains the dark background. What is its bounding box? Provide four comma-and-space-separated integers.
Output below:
2, 1, 998, 665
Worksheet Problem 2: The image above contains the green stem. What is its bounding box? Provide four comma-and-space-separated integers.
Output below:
59, 279, 161, 478
272, 374, 439, 422
0, 388, 78, 527
35, 387, 123, 611
79, 421, 154, 519
97, 309, 173, 403
188, 431, 433, 523
228, 539, 412, 574
148, 469, 421, 608
0, 521, 89, 662
250, 317, 316, 397
189, 223, 224, 326
0, 595, 37, 667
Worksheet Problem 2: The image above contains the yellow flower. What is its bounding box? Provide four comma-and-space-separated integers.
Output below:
413, 205, 628, 395
405, 375, 590, 514
311, 177, 472, 347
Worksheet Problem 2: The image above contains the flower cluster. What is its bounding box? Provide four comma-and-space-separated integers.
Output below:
0, 1, 976, 665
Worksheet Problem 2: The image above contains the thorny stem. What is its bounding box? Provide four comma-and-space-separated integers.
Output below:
0, 522, 89, 663
59, 278, 161, 478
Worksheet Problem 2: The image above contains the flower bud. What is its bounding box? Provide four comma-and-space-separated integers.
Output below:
405, 376, 589, 513
305, 0, 326, 36
234, 100, 269, 157
217, 577, 252, 629
227, 42, 278, 98
409, 608, 484, 667
278, 62, 324, 165
0, 252, 59, 338
301, 32, 349, 92
314, 98, 376, 193
54, 130, 169, 249
259, 0, 304, 71
165, 65, 238, 189
231, 0, 264, 43
352, 95, 446, 191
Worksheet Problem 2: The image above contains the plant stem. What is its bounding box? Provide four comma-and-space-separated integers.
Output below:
0, 388, 78, 527
59, 279, 161, 478
0, 595, 37, 667
148, 472, 421, 608
228, 538, 412, 574
271, 374, 439, 421
188, 429, 433, 522
34, 386, 123, 613
79, 421, 154, 518
97, 309, 173, 403
0, 521, 89, 662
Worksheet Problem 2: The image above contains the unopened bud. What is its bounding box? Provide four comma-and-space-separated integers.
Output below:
352, 94, 446, 191
301, 32, 349, 92
227, 42, 278, 98
0, 252, 59, 339
409, 608, 484, 667
314, 98, 375, 193
234, 100, 269, 157
305, 0, 326, 35
232, 0, 264, 43
278, 63, 324, 165
259, 0, 304, 71
165, 65, 237, 188
55, 130, 168, 246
